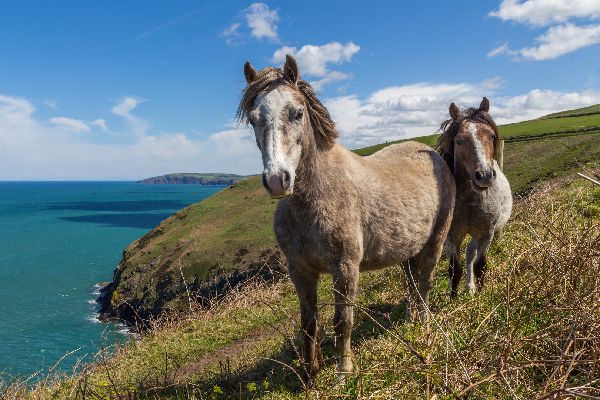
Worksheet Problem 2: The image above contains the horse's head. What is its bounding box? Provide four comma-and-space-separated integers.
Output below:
239, 55, 338, 198
441, 97, 500, 190
241, 56, 306, 198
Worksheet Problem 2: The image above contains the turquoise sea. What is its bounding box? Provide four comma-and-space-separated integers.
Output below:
0, 182, 223, 378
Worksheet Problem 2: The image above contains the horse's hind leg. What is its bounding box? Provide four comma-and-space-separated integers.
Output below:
331, 261, 359, 379
402, 257, 420, 321
414, 188, 455, 320
288, 265, 322, 380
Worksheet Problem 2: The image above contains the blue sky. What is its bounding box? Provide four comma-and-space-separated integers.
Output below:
1, 0, 599, 180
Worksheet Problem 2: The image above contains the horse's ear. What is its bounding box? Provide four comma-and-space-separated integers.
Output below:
244, 61, 257, 84
283, 54, 299, 84
479, 97, 490, 112
449, 103, 460, 120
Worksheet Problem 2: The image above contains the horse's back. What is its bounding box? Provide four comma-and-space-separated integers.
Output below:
365, 141, 453, 190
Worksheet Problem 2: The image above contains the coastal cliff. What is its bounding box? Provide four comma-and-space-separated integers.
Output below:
98, 176, 284, 326
138, 173, 246, 185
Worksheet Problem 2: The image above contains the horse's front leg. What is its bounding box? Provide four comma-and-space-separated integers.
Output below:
288, 264, 322, 381
446, 233, 465, 298
466, 233, 492, 293
474, 233, 493, 290
331, 260, 359, 380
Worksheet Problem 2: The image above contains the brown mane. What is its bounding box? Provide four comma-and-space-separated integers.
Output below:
436, 107, 501, 172
236, 66, 339, 147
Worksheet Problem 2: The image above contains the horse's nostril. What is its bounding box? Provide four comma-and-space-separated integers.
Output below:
282, 170, 291, 189
262, 174, 269, 190
475, 170, 484, 181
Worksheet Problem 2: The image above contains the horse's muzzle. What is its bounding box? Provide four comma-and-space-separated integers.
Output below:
262, 169, 292, 198
473, 168, 496, 189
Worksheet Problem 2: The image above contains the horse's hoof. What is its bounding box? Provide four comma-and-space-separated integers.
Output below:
335, 371, 350, 387
466, 284, 477, 295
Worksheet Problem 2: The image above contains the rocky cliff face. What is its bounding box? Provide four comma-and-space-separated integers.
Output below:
98, 177, 284, 326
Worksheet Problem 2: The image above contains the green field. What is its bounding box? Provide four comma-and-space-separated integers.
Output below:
540, 103, 600, 119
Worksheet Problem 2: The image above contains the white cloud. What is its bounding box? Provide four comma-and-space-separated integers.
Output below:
245, 3, 279, 41
273, 42, 359, 76
490, 0, 600, 26
220, 22, 241, 44
49, 117, 91, 133
92, 118, 109, 132
111, 96, 148, 137
518, 23, 600, 60
488, 43, 512, 58
489, 23, 600, 60
43, 98, 58, 109
0, 93, 261, 180
272, 42, 360, 88
111, 96, 142, 119
489, 1, 600, 61
323, 80, 600, 148
492, 88, 600, 122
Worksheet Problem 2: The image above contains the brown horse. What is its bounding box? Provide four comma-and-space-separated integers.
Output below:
238, 55, 455, 380
437, 98, 512, 298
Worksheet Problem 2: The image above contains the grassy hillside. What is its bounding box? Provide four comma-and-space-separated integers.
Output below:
541, 104, 600, 119
13, 170, 600, 399
100, 105, 600, 327
100, 177, 280, 323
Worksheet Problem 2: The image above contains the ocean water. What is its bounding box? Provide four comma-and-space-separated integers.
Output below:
0, 182, 223, 378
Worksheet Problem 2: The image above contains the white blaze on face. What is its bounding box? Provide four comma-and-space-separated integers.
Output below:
253, 87, 302, 175
467, 122, 487, 167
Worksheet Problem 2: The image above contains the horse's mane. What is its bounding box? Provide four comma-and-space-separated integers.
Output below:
436, 107, 500, 172
236, 66, 339, 147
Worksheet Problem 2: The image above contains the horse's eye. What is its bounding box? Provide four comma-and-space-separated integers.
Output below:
294, 108, 304, 121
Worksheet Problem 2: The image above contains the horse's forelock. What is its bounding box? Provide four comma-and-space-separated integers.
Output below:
436, 107, 500, 172
237, 67, 339, 148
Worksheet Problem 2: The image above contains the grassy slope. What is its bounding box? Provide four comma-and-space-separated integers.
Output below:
104, 107, 600, 325
25, 171, 600, 399
105, 177, 278, 321
541, 104, 600, 119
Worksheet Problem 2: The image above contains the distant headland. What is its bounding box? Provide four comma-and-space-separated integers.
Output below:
138, 173, 247, 185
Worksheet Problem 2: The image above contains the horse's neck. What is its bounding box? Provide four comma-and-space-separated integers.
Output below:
290, 132, 339, 209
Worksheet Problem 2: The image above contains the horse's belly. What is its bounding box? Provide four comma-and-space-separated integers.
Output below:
360, 214, 434, 269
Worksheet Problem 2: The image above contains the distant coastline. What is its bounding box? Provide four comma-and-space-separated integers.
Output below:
138, 173, 246, 185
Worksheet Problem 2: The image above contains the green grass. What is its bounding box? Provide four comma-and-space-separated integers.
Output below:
105, 176, 278, 321
503, 131, 600, 193
541, 104, 600, 119
499, 113, 600, 138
